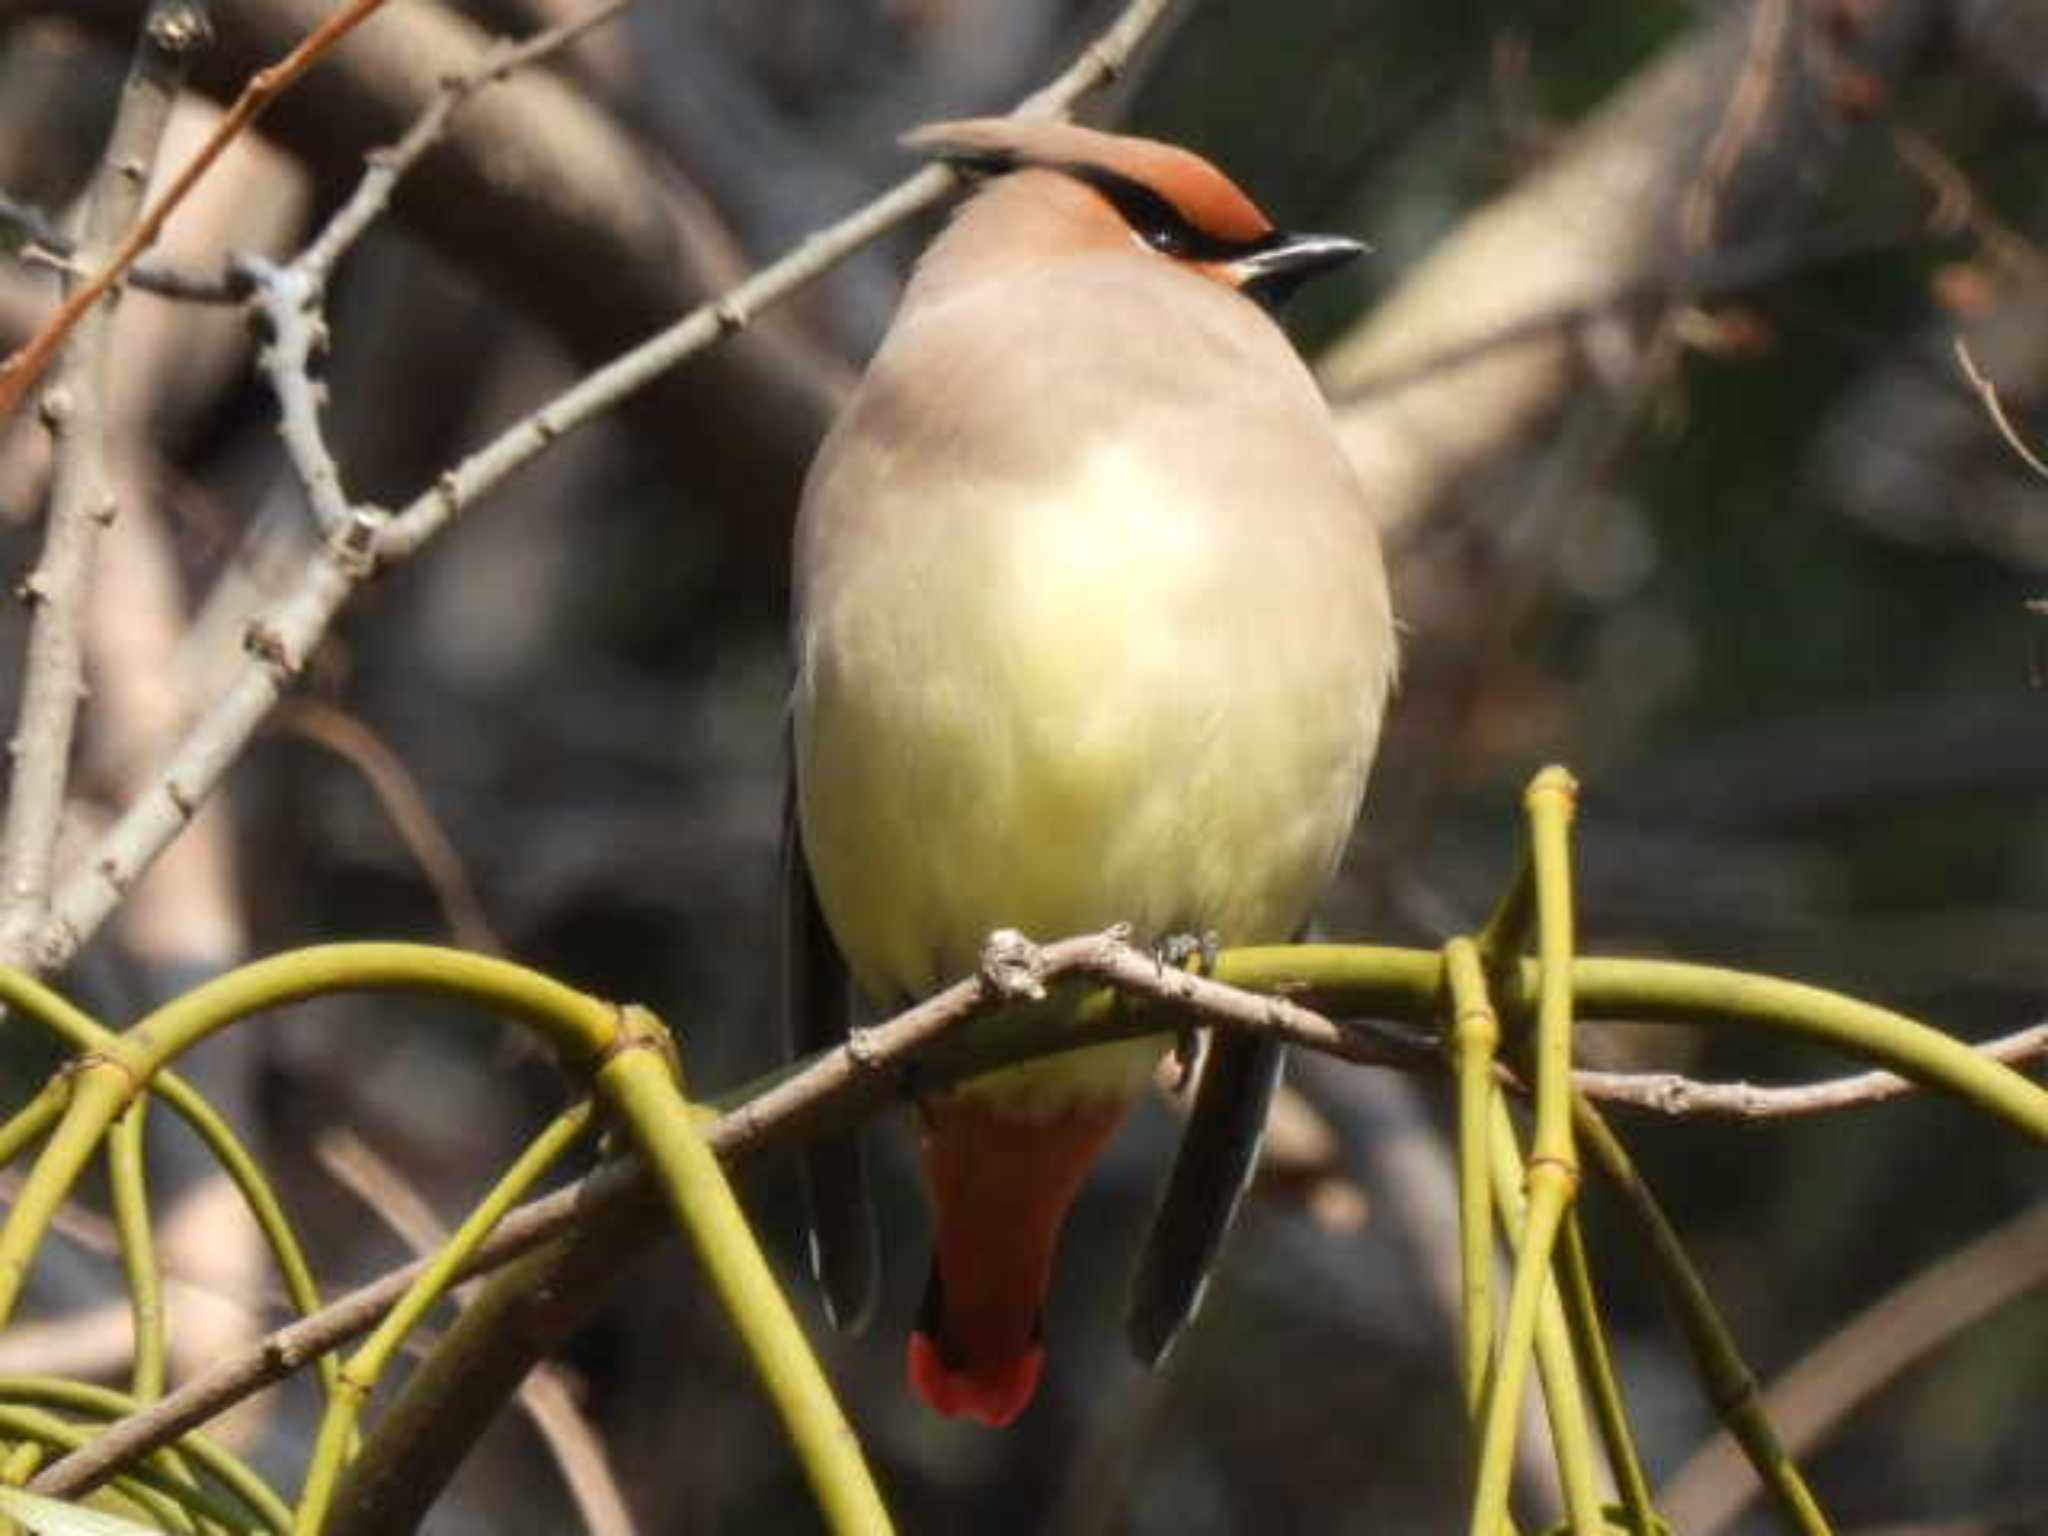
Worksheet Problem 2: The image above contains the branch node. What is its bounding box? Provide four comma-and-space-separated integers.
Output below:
163, 776, 197, 822
95, 856, 132, 897
242, 618, 303, 680
30, 916, 78, 972
146, 1, 214, 56
36, 385, 73, 434
979, 927, 1048, 1002
334, 508, 388, 575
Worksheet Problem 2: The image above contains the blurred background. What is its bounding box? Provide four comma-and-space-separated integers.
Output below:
1, 0, 2045, 1530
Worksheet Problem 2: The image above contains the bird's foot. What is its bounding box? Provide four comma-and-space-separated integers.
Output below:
1151, 928, 1221, 976
1152, 929, 1220, 1090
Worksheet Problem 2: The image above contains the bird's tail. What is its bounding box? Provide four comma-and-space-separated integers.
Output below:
909, 1092, 1130, 1427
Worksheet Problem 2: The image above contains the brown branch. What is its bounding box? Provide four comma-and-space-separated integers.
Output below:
0, 0, 394, 418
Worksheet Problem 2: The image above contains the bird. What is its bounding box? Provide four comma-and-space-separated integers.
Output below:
784, 116, 1395, 1429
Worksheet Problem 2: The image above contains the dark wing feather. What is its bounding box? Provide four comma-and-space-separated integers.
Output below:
781, 766, 879, 1333
1125, 1032, 1285, 1367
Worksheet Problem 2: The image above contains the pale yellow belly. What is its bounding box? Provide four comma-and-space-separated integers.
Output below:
795, 448, 1387, 1105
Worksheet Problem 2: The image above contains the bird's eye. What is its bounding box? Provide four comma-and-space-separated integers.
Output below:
1061, 165, 1215, 261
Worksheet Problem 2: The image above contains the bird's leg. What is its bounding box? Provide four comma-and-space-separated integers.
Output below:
1152, 928, 1221, 1090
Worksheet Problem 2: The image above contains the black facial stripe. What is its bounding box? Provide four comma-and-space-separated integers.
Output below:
1055, 162, 1279, 264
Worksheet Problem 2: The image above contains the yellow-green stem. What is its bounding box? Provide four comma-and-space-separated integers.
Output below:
124, 946, 618, 1074
0, 1405, 217, 1534
1487, 1098, 1608, 1536
0, 1080, 67, 1169
0, 1441, 40, 1536
1477, 842, 1535, 968
1572, 1096, 1831, 1535
0, 963, 339, 1406
0, 1064, 135, 1329
293, 1102, 594, 1535
597, 1016, 892, 1535
1554, 1212, 1660, 1533
107, 1099, 166, 1405
1471, 767, 1583, 1536
1443, 937, 1502, 1419
0, 1377, 288, 1533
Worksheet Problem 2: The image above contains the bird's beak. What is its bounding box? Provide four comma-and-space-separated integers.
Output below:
1230, 232, 1368, 310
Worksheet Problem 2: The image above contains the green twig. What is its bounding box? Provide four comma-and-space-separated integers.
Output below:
1443, 937, 1503, 1419
597, 1010, 892, 1535
0, 1379, 287, 1534
1472, 768, 1587, 1536
0, 1079, 69, 1168
1572, 1097, 1831, 1535
0, 1063, 137, 1330
106, 1101, 166, 1406
1477, 843, 1536, 969
1554, 1213, 1660, 1533
0, 965, 340, 1408
0, 1404, 230, 1534
1485, 1098, 1609, 1535
294, 1102, 595, 1534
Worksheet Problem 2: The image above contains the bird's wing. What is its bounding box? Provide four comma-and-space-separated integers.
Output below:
1125, 1031, 1286, 1367
781, 761, 879, 1333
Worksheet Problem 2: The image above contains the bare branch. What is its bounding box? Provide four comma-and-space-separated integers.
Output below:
1571, 1020, 2047, 1119
0, 0, 392, 416
0, 0, 205, 967
0, 190, 238, 303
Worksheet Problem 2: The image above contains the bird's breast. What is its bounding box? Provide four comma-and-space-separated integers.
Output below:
795, 434, 1389, 1071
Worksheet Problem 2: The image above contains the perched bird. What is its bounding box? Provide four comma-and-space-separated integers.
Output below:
785, 117, 1395, 1428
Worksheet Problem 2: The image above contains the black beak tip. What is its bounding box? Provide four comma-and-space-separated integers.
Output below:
1238, 230, 1370, 309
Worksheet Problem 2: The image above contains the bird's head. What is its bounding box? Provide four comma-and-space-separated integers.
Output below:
905, 117, 1364, 310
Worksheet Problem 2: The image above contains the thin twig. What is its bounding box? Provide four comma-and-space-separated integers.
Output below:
237, 257, 354, 538
315, 1130, 636, 1536
1572, 1020, 2047, 1119
0, 0, 394, 418
277, 700, 502, 953
1678, 0, 1790, 253
0, 0, 207, 970
0, 192, 239, 305
1954, 336, 2048, 482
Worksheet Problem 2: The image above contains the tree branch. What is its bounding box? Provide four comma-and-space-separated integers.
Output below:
0, 0, 207, 968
